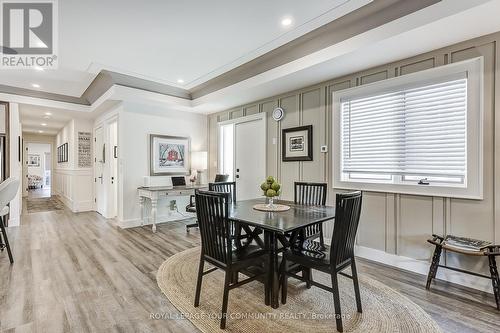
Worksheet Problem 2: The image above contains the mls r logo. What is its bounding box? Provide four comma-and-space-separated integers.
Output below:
1, 1, 54, 54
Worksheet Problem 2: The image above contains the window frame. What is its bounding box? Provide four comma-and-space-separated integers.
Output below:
332, 57, 484, 199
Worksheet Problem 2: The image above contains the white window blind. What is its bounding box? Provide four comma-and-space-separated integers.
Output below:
341, 77, 467, 180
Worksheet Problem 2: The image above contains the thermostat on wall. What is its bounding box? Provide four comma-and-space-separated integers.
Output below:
272, 107, 285, 121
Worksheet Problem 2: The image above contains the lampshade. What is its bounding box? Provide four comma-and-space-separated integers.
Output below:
191, 151, 207, 170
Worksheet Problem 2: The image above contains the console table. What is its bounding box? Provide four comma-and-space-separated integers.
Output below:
137, 184, 208, 232
427, 234, 500, 309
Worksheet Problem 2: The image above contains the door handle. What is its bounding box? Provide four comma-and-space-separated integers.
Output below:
111, 176, 114, 184
98, 175, 103, 184
236, 175, 240, 179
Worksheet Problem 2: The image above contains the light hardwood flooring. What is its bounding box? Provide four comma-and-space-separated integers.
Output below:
0, 206, 499, 332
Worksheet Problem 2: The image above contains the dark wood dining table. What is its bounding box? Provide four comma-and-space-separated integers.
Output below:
229, 198, 336, 308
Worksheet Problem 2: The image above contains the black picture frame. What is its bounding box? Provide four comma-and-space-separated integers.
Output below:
282, 125, 313, 162
57, 142, 69, 163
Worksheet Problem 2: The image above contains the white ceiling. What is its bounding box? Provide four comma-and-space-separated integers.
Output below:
20, 104, 94, 136
0, 0, 370, 97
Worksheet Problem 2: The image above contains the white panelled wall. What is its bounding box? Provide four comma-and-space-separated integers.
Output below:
54, 118, 94, 212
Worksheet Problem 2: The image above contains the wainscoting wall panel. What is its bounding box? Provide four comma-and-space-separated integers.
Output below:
207, 31, 500, 292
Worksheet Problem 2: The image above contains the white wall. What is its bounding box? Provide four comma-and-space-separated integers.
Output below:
118, 102, 207, 227
54, 118, 94, 212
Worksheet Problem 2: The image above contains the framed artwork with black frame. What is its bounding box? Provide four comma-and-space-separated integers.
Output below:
57, 143, 69, 163
282, 125, 313, 161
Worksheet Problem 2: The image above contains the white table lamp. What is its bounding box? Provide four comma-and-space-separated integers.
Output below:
191, 151, 207, 185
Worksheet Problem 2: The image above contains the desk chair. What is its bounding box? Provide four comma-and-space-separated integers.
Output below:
186, 174, 229, 231
0, 178, 20, 264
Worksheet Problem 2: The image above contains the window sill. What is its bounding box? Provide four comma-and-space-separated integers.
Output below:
333, 180, 483, 200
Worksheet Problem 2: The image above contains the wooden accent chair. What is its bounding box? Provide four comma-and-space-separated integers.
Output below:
194, 190, 269, 329
280, 191, 363, 332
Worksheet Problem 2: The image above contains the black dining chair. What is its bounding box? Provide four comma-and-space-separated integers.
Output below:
186, 174, 229, 231
194, 190, 269, 329
292, 182, 328, 246
280, 191, 363, 332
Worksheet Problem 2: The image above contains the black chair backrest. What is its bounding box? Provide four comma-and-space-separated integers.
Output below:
330, 191, 362, 266
209, 181, 236, 203
214, 174, 229, 183
195, 190, 232, 266
294, 182, 327, 206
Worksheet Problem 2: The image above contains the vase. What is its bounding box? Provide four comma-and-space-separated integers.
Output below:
266, 197, 276, 210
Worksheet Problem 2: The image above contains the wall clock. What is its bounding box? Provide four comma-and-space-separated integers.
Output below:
272, 107, 285, 121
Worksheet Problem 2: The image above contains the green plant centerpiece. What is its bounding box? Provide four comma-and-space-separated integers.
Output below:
260, 176, 281, 209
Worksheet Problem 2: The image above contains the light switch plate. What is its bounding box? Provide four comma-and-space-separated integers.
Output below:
320, 145, 328, 153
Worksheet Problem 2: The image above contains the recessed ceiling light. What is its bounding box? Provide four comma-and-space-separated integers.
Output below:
281, 17, 292, 26
44, 112, 52, 116
32, 83, 40, 88
177, 79, 184, 84
38, 130, 44, 133
41, 123, 47, 126
34, 66, 44, 71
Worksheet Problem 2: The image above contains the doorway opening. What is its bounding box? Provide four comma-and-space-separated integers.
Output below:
26, 143, 51, 199
218, 113, 266, 200
94, 117, 118, 219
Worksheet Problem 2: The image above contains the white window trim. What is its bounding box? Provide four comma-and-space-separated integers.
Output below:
332, 57, 484, 199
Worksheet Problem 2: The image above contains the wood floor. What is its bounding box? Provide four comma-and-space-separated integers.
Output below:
1, 207, 499, 332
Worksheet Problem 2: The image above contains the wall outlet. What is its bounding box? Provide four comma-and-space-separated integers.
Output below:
320, 145, 328, 153
169, 200, 177, 211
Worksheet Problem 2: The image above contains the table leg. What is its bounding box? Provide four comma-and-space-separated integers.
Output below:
139, 197, 145, 226
151, 198, 158, 233
265, 230, 280, 309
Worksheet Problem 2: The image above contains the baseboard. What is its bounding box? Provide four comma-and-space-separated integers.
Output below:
7, 217, 20, 227
57, 194, 74, 211
354, 245, 493, 294
118, 212, 195, 229
72, 200, 94, 212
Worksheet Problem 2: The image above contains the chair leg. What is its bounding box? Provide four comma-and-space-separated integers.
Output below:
280, 257, 287, 305
194, 258, 204, 307
331, 272, 343, 332
0, 216, 13, 264
351, 258, 362, 313
220, 271, 231, 329
186, 221, 199, 232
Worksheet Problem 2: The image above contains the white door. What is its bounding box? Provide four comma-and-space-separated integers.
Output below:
109, 120, 118, 218
94, 126, 106, 215
234, 118, 266, 200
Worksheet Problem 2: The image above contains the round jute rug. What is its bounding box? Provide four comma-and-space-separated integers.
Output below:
157, 247, 442, 333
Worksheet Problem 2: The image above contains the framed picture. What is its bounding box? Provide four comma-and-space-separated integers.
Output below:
57, 143, 69, 163
28, 154, 40, 167
150, 134, 190, 175
282, 125, 313, 161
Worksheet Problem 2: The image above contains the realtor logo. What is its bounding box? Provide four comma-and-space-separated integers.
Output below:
0, 0, 58, 68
